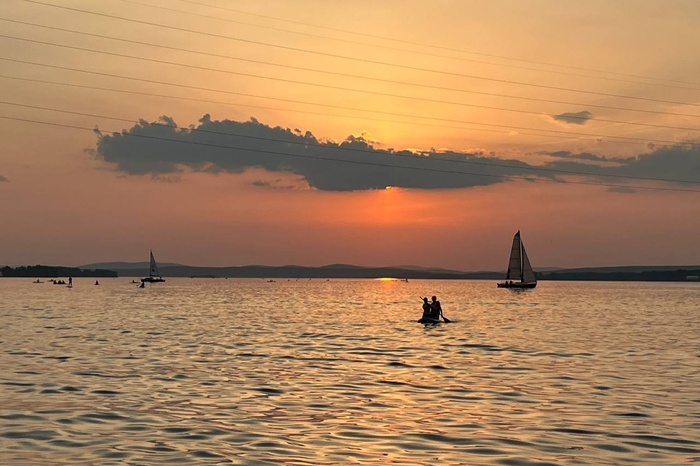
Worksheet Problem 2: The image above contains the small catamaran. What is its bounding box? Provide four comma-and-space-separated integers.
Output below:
141, 250, 165, 283
497, 231, 537, 289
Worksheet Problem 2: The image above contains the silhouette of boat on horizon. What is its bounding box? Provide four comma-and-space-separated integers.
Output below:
141, 250, 165, 283
497, 231, 537, 289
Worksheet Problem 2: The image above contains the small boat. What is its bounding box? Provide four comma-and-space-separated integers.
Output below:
497, 230, 537, 289
141, 250, 165, 283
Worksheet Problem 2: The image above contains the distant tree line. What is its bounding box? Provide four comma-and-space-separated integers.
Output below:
2, 264, 698, 281
538, 269, 700, 282
0, 265, 118, 278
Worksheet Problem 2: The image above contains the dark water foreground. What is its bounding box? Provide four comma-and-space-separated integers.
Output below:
1, 279, 698, 465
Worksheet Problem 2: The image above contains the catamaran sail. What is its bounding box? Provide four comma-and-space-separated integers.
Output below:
141, 250, 165, 283
498, 231, 537, 289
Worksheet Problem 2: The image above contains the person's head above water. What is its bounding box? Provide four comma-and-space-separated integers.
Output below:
431, 296, 437, 301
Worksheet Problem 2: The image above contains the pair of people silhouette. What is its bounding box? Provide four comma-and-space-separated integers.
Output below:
421, 296, 445, 322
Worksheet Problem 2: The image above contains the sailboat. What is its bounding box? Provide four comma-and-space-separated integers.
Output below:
141, 250, 166, 283
497, 231, 537, 289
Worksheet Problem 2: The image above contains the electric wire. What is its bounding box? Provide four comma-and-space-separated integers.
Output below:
6, 73, 699, 149
19, 0, 700, 108
2, 23, 700, 121
5, 1, 699, 190
4, 56, 700, 135
2, 113, 699, 193
4, 99, 700, 184
170, 0, 700, 89
114, 0, 700, 92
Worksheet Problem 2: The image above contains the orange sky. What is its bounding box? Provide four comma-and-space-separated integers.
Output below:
1, 0, 699, 270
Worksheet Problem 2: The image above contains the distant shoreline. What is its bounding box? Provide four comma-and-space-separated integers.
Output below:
0, 265, 117, 278
2, 264, 699, 281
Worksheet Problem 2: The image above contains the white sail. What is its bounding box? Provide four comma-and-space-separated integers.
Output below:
506, 231, 522, 280
149, 250, 159, 277
521, 244, 536, 284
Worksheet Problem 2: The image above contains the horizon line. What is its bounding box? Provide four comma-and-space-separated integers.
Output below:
4, 261, 700, 273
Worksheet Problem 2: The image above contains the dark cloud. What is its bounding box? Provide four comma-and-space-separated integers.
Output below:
543, 146, 700, 183
252, 178, 302, 190
609, 145, 700, 180
93, 114, 699, 192
94, 115, 556, 191
547, 151, 611, 162
552, 110, 593, 125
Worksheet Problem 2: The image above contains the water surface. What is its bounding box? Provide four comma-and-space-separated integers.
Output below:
1, 278, 698, 464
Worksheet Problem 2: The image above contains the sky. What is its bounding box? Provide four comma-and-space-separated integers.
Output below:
1, 0, 700, 270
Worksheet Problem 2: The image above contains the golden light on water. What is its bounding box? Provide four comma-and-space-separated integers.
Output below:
1, 279, 698, 464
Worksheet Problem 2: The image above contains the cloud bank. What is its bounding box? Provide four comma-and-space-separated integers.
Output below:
93, 115, 699, 191
552, 110, 593, 125
542, 147, 700, 182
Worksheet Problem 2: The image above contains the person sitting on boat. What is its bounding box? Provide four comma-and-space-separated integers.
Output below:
430, 296, 443, 320
421, 297, 431, 319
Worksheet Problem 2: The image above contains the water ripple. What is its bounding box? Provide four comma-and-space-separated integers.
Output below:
1, 279, 698, 465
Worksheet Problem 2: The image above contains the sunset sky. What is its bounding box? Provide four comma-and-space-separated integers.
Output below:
1, 0, 699, 270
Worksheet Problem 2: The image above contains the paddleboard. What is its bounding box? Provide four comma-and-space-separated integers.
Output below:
417, 317, 442, 324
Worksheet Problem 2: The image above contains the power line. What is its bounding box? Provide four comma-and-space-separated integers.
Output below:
8, 73, 698, 149
0, 85, 582, 143
19, 0, 700, 109
113, 0, 700, 92
1, 113, 699, 193
3, 22, 700, 121
5, 99, 700, 185
4, 56, 700, 135
170, 0, 700, 89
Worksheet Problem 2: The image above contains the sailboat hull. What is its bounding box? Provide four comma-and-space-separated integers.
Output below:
497, 281, 536, 289
141, 277, 165, 283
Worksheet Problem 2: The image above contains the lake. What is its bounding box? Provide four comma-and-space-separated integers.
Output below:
1, 278, 698, 465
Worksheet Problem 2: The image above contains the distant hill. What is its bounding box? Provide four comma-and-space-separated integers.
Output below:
389, 265, 468, 274
16, 261, 697, 281
543, 265, 700, 274
79, 261, 184, 270
111, 264, 493, 280
1, 265, 117, 278
539, 266, 700, 282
